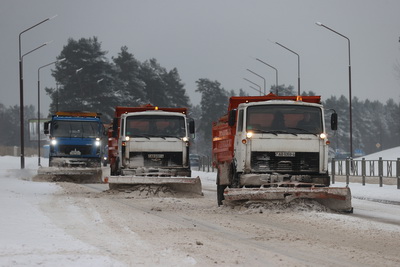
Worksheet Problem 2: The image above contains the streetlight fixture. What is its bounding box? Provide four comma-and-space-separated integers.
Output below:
275, 42, 301, 95
243, 78, 262, 96
316, 21, 353, 158
18, 15, 57, 169
246, 69, 266, 95
255, 58, 279, 95
37, 58, 66, 166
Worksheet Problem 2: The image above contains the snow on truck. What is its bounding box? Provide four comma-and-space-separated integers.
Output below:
105, 105, 202, 195
38, 111, 106, 183
212, 93, 352, 212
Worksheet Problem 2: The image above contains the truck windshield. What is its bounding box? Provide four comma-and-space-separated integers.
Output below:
52, 121, 101, 138
125, 115, 186, 138
246, 105, 322, 134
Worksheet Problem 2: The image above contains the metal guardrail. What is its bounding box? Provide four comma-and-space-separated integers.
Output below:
331, 157, 400, 189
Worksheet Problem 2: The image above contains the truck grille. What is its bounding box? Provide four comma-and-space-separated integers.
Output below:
58, 145, 93, 156
129, 152, 183, 167
251, 152, 319, 173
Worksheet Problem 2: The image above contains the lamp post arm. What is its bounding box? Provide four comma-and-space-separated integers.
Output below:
255, 58, 279, 93
243, 78, 262, 96
275, 42, 300, 95
316, 23, 351, 66
246, 69, 266, 95
18, 15, 56, 59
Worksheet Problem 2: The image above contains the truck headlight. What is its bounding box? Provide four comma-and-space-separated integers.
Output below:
95, 137, 101, 146
246, 131, 253, 139
50, 138, 57, 145
319, 133, 327, 139
182, 137, 189, 142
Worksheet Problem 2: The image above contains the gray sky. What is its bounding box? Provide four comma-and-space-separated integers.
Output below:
1, 0, 400, 116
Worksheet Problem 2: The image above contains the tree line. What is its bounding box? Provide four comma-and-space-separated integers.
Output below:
1, 37, 399, 157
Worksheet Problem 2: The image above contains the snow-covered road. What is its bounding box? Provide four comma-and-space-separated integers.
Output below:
1, 155, 400, 266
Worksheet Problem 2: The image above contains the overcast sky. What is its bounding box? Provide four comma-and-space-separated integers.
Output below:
1, 0, 400, 116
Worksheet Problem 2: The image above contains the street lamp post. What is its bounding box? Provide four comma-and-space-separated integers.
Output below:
275, 42, 301, 95
316, 21, 353, 158
18, 15, 56, 169
243, 78, 262, 95
246, 69, 266, 95
255, 58, 279, 95
20, 42, 51, 166
37, 58, 66, 166
55, 82, 59, 112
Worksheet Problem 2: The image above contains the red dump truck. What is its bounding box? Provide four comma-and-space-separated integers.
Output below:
105, 105, 202, 194
212, 93, 352, 212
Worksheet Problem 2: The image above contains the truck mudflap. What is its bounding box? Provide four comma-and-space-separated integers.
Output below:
36, 167, 103, 183
105, 176, 203, 195
223, 183, 352, 213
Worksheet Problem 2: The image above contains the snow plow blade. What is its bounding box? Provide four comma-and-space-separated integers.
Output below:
36, 167, 103, 183
106, 176, 203, 195
223, 185, 352, 213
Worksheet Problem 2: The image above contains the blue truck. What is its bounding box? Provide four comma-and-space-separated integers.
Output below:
38, 111, 105, 183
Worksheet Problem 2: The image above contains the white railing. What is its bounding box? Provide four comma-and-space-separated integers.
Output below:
331, 157, 400, 189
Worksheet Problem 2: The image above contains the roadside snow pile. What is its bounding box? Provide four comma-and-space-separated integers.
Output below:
0, 169, 124, 266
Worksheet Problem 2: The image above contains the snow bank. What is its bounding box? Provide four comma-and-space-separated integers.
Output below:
0, 156, 124, 266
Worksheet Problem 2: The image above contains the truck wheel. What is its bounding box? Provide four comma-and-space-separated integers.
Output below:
217, 171, 226, 206
217, 184, 226, 206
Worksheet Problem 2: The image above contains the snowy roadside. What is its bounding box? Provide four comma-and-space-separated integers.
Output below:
0, 157, 125, 266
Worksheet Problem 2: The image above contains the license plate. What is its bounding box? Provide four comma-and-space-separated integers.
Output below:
275, 152, 295, 157
148, 154, 164, 159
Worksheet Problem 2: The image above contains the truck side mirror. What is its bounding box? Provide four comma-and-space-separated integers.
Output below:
331, 113, 338, 131
189, 119, 195, 134
228, 109, 237, 127
112, 118, 118, 138
44, 121, 50, 135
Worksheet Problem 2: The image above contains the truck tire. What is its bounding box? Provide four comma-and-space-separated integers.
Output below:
217, 184, 226, 206
216, 171, 226, 206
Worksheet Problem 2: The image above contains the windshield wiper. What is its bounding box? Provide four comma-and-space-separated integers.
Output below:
130, 134, 150, 139
287, 127, 318, 136
162, 135, 182, 139
252, 129, 278, 136
271, 130, 297, 136
252, 129, 297, 136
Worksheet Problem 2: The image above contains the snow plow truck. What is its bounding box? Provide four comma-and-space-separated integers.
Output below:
38, 111, 106, 183
105, 105, 202, 195
212, 93, 352, 212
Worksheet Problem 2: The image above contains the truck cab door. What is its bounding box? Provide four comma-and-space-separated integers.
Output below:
234, 109, 245, 172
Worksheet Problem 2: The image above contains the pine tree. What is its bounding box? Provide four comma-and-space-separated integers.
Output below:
46, 37, 116, 120
163, 68, 190, 108
113, 46, 146, 107
139, 58, 169, 106
195, 79, 228, 155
